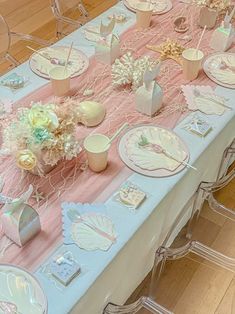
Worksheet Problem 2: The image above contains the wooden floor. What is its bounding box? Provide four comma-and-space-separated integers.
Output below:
0, 0, 116, 74
127, 167, 235, 313
1, 2, 235, 313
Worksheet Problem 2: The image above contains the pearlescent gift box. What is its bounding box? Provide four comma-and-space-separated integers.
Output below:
1, 203, 41, 247
95, 34, 121, 65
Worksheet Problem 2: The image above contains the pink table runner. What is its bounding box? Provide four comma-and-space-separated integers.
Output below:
0, 2, 216, 270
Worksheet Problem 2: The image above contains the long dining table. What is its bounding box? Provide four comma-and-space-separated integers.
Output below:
0, 1, 235, 313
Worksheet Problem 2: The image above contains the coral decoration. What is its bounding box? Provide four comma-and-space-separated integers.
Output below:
111, 52, 159, 90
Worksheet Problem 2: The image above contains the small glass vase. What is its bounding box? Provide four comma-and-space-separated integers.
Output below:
198, 6, 218, 29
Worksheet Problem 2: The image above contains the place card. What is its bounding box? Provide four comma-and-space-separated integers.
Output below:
50, 251, 81, 286
183, 114, 213, 137
0, 73, 30, 92
115, 181, 147, 209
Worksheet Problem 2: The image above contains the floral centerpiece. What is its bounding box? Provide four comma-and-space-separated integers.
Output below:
2, 102, 81, 176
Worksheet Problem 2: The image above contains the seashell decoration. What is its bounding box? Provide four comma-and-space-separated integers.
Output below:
83, 88, 94, 96
174, 16, 189, 33
111, 52, 159, 90
178, 34, 192, 43
108, 13, 127, 23
77, 101, 106, 127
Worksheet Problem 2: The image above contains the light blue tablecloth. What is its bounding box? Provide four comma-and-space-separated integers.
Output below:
1, 2, 235, 313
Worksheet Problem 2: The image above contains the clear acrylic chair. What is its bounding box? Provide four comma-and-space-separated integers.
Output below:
217, 138, 235, 180
103, 240, 235, 314
104, 297, 173, 314
0, 14, 50, 68
104, 140, 235, 314
50, 0, 89, 38
186, 138, 235, 240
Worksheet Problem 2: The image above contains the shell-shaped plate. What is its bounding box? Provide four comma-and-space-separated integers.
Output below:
71, 213, 116, 251
132, 0, 167, 11
125, 126, 187, 171
210, 69, 235, 85
29, 46, 89, 79
203, 53, 235, 88
223, 55, 235, 68
181, 85, 226, 115
0, 265, 47, 314
124, 0, 172, 14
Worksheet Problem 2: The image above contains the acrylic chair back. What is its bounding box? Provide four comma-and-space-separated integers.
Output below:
0, 14, 11, 60
51, 0, 88, 37
53, 0, 87, 15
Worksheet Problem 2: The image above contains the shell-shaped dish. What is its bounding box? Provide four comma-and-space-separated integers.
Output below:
203, 53, 235, 89
125, 127, 187, 171
181, 85, 226, 115
127, 0, 167, 11
71, 213, 117, 251
210, 69, 235, 85
29, 46, 89, 79
123, 0, 172, 15
118, 124, 190, 178
0, 265, 47, 314
223, 55, 235, 68
193, 96, 225, 115
174, 16, 189, 33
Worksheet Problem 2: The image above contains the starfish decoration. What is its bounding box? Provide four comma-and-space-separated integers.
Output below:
146, 39, 185, 65
32, 190, 45, 203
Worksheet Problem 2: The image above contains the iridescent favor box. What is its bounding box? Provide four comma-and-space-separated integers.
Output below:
1, 203, 41, 247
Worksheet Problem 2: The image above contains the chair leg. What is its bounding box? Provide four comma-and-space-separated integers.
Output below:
103, 297, 148, 314
103, 296, 172, 314
78, 1, 89, 19
186, 186, 207, 239
217, 139, 235, 180
5, 53, 20, 66
10, 32, 51, 46
56, 20, 63, 39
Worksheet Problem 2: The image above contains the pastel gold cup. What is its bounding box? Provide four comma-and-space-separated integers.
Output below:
136, 3, 153, 29
83, 134, 111, 172
49, 66, 71, 97
182, 48, 204, 81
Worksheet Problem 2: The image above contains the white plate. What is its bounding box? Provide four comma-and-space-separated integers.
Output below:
123, 0, 173, 15
0, 264, 47, 314
29, 46, 89, 79
203, 52, 235, 89
118, 124, 189, 177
